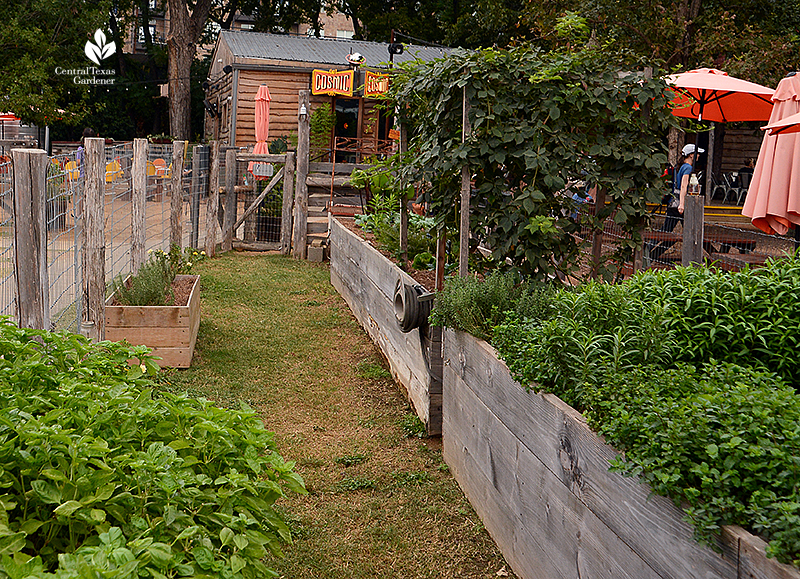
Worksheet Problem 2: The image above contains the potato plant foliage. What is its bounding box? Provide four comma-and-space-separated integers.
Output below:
386, 45, 678, 280
0, 321, 305, 579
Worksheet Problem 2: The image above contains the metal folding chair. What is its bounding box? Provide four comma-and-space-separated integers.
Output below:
722, 173, 740, 204
735, 172, 752, 204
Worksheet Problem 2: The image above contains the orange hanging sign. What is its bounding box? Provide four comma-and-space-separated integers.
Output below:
311, 69, 354, 96
363, 71, 390, 96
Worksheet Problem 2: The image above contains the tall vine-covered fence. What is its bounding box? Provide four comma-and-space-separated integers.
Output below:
7, 138, 212, 335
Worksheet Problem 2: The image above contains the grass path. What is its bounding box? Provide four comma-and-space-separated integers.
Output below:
160, 252, 516, 579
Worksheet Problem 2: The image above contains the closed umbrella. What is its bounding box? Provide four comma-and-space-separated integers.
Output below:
762, 110, 800, 135
667, 68, 774, 122
742, 74, 800, 235
248, 84, 272, 180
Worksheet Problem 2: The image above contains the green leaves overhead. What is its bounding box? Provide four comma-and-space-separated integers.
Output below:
388, 45, 677, 280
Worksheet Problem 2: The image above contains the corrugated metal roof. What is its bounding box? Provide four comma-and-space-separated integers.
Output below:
221, 30, 451, 68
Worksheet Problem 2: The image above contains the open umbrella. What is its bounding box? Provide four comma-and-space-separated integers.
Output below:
742, 74, 800, 235
667, 68, 774, 122
248, 84, 272, 180
762, 110, 800, 135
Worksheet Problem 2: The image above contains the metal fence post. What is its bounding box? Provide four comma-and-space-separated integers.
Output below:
293, 90, 310, 259
190, 144, 205, 249
12, 148, 49, 330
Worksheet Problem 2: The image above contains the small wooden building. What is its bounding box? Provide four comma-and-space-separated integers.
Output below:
205, 31, 450, 157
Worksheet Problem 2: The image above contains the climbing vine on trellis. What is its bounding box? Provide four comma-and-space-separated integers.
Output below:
387, 45, 679, 280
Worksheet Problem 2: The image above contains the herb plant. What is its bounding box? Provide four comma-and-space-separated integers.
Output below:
111, 245, 206, 306
0, 319, 305, 578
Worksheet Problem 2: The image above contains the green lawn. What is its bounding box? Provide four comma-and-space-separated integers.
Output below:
159, 252, 515, 579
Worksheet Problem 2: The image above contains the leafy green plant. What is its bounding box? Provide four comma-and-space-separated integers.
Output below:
309, 103, 335, 156
387, 45, 678, 280
430, 271, 559, 341
111, 245, 206, 306
399, 414, 426, 439
0, 319, 305, 579
333, 477, 377, 492
625, 255, 800, 386
334, 454, 369, 467
356, 361, 391, 380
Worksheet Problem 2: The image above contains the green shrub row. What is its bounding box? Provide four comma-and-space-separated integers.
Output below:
0, 320, 305, 579
431, 261, 800, 568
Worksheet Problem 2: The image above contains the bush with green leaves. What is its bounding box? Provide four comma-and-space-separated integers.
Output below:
111, 245, 206, 306
435, 262, 800, 567
624, 254, 800, 386
584, 362, 800, 568
429, 271, 560, 341
0, 320, 305, 579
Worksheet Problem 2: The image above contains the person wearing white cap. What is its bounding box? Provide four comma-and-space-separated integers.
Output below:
651, 142, 705, 260
666, 143, 704, 229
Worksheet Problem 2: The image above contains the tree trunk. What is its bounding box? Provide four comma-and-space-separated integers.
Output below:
167, 0, 213, 141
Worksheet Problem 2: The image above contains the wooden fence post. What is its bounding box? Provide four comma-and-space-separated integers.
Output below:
281, 151, 296, 255
82, 137, 105, 341
190, 144, 204, 249
682, 194, 704, 266
11, 148, 49, 330
170, 141, 185, 248
222, 147, 237, 252
590, 187, 606, 279
205, 141, 220, 257
459, 87, 471, 278
131, 138, 147, 274
293, 90, 310, 259
400, 122, 409, 261
400, 122, 408, 262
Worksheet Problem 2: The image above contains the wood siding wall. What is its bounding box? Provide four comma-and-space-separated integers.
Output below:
443, 328, 800, 579
720, 127, 764, 173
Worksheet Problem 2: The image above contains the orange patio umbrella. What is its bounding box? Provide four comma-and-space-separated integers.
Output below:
248, 84, 272, 180
762, 110, 800, 135
667, 68, 774, 122
742, 74, 800, 235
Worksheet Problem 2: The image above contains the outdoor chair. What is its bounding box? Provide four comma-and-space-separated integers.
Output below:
735, 171, 752, 204
722, 173, 740, 204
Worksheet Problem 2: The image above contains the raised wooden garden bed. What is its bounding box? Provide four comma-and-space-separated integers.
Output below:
443, 328, 800, 579
329, 217, 443, 435
105, 274, 200, 368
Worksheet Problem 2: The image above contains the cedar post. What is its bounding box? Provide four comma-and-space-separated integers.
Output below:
170, 141, 185, 248
205, 141, 220, 256
435, 229, 447, 291
399, 122, 408, 262
293, 90, 310, 259
11, 148, 49, 330
590, 187, 606, 279
280, 151, 296, 255
190, 144, 204, 248
682, 194, 704, 266
459, 87, 471, 278
82, 137, 106, 341
131, 138, 147, 274
222, 147, 237, 252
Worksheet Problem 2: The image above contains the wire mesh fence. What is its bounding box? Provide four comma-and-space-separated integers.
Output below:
0, 158, 13, 320
576, 201, 800, 279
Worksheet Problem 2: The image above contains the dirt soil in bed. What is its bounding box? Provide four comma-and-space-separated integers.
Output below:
338, 217, 438, 291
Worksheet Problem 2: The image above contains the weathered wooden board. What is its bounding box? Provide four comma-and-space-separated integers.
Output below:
330, 218, 442, 434
445, 365, 663, 579
105, 275, 200, 368
443, 329, 800, 579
